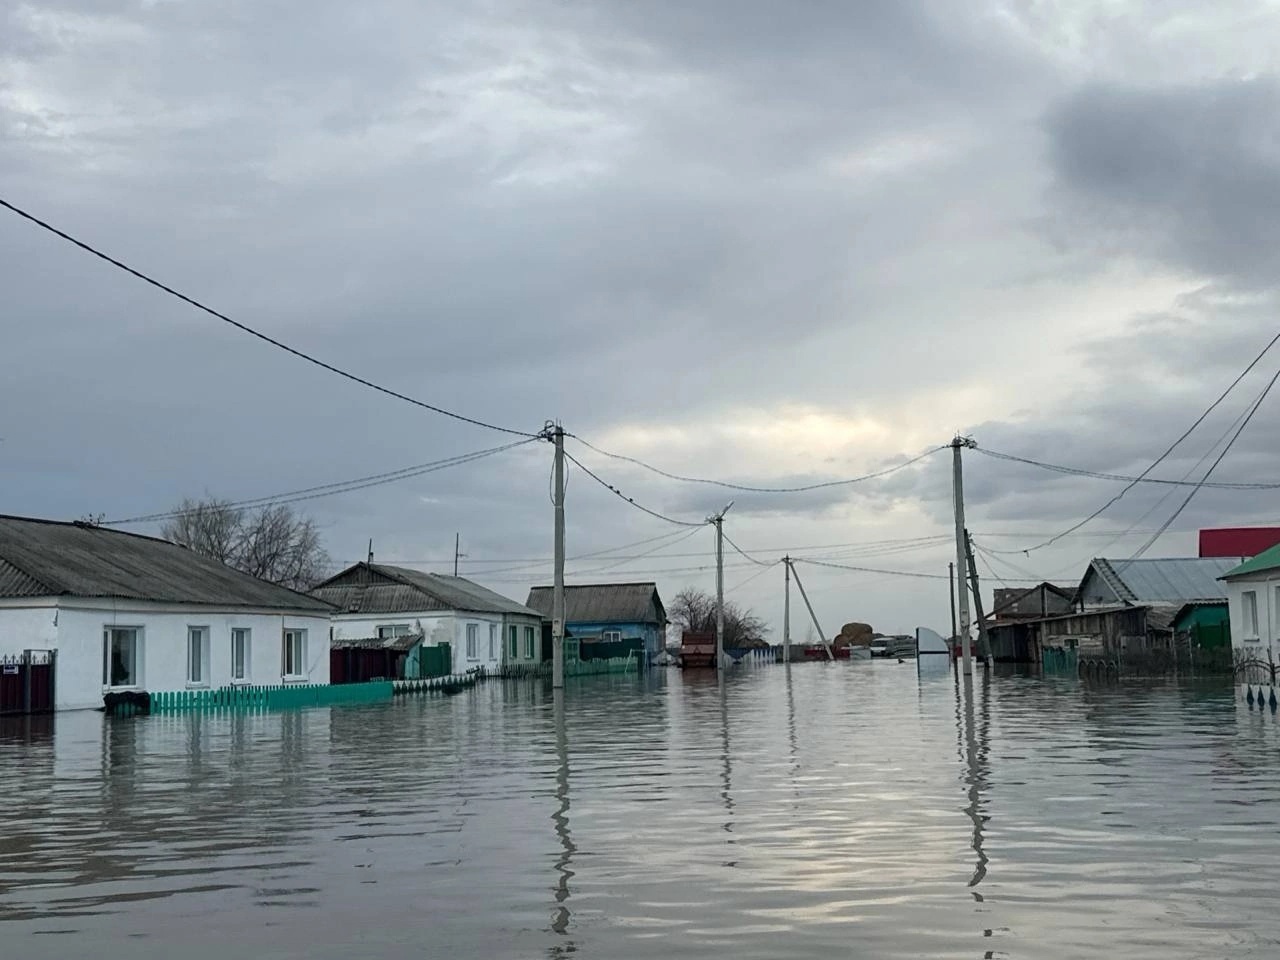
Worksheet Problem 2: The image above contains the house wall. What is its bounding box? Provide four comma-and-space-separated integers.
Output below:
1078, 569, 1123, 608
331, 610, 542, 674
0, 598, 330, 712
1226, 575, 1280, 665
567, 619, 663, 657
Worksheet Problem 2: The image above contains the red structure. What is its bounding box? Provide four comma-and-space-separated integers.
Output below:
1198, 527, 1280, 559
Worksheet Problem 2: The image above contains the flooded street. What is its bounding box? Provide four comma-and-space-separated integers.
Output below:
4, 664, 1280, 959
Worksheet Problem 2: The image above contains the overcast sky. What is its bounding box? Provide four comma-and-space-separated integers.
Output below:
4, 0, 1280, 638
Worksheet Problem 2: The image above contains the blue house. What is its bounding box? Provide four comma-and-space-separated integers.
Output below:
526, 582, 667, 662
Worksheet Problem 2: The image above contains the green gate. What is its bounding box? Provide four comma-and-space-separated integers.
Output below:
418, 643, 452, 679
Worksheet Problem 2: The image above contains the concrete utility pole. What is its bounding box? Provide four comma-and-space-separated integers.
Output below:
951, 436, 976, 675
552, 425, 566, 690
710, 502, 733, 669
453, 533, 466, 578
783, 556, 792, 664
964, 530, 995, 669
789, 562, 836, 661
949, 561, 958, 644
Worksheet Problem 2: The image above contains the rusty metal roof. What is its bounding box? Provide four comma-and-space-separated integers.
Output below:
0, 515, 332, 611
311, 563, 540, 617
525, 582, 666, 625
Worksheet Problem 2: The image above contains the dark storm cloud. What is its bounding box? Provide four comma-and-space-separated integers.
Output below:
1044, 77, 1280, 284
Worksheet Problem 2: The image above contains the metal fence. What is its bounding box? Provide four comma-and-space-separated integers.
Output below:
0, 651, 56, 716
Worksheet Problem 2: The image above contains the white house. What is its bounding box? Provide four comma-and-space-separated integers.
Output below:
311, 562, 544, 675
0, 515, 334, 711
1221, 543, 1280, 686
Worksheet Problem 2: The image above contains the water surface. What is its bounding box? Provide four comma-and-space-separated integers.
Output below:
3, 663, 1279, 958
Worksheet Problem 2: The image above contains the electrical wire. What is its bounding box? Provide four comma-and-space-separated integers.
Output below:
727, 560, 783, 595
562, 450, 707, 528
974, 328, 1280, 555
108, 439, 536, 524
972, 447, 1280, 489
1127, 364, 1280, 560
567, 435, 947, 493
722, 531, 774, 567
791, 558, 952, 581
0, 197, 537, 438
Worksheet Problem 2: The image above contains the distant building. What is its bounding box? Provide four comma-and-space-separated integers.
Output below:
985, 582, 1075, 662
1075, 557, 1234, 608
311, 562, 543, 676
0, 515, 333, 712
1199, 527, 1280, 560
526, 582, 667, 662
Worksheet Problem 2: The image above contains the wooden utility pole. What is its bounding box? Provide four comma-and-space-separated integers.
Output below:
951, 436, 975, 674
783, 556, 792, 664
964, 530, 995, 669
709, 502, 733, 669
552, 425, 566, 690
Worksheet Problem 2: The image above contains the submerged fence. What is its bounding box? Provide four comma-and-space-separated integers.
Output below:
105, 681, 393, 717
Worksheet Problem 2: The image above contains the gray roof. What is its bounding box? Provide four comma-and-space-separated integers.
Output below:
0, 515, 332, 611
525, 582, 666, 625
331, 631, 424, 652
311, 563, 540, 618
1083, 557, 1235, 604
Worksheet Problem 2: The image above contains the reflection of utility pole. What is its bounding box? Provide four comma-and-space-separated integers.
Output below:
551, 690, 575, 942
958, 671, 990, 892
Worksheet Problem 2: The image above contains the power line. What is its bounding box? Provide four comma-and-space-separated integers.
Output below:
727, 560, 783, 595
562, 450, 707, 528
722, 531, 773, 567
567, 435, 947, 493
108, 439, 536, 524
794, 556, 1044, 583
975, 327, 1280, 556
0, 197, 537, 438
1128, 364, 1280, 560
972, 447, 1280, 489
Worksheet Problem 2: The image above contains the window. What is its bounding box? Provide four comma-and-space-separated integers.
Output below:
187, 627, 209, 686
509, 625, 519, 659
1243, 590, 1260, 640
282, 629, 307, 679
602, 629, 622, 643
378, 624, 412, 640
466, 623, 479, 660
489, 623, 497, 660
231, 628, 251, 682
103, 627, 140, 688
525, 626, 536, 659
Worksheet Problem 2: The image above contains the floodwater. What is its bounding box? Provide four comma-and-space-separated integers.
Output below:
3, 665, 1280, 959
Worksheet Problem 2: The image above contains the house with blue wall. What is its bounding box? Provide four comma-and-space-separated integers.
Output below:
526, 582, 667, 663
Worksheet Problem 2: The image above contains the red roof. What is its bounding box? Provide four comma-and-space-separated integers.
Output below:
1199, 527, 1280, 559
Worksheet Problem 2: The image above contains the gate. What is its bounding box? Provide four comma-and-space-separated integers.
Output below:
417, 643, 451, 679
0, 650, 56, 715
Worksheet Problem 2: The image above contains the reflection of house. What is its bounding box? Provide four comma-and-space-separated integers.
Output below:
1221, 544, 1280, 670
526, 582, 667, 663
311, 562, 543, 676
0, 515, 333, 711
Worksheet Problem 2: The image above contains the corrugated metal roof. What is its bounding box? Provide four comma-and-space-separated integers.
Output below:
1222, 542, 1280, 580
311, 563, 540, 617
525, 582, 666, 624
1088, 557, 1235, 603
0, 515, 332, 611
331, 631, 424, 651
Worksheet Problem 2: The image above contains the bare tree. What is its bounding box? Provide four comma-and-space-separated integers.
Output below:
162, 498, 329, 591
669, 587, 769, 648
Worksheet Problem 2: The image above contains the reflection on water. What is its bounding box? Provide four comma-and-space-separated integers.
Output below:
4, 666, 1280, 958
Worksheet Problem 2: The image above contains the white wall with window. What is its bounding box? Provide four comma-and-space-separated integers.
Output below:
328, 610, 542, 674
1226, 573, 1280, 666
0, 599, 331, 711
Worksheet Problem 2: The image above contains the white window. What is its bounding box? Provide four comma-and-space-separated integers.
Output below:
466, 623, 479, 660
187, 627, 209, 686
378, 624, 412, 639
509, 625, 519, 659
525, 626, 536, 659
602, 629, 622, 643
1243, 591, 1260, 640
489, 623, 497, 660
282, 629, 307, 679
231, 628, 251, 682
103, 627, 140, 688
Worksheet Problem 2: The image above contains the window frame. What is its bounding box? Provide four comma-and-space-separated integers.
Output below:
466, 623, 479, 661
602, 629, 623, 643
102, 626, 142, 690
231, 627, 251, 683
524, 625, 536, 659
489, 623, 497, 660
282, 628, 308, 681
187, 625, 210, 687
377, 624, 412, 640
1242, 590, 1260, 640
508, 624, 519, 659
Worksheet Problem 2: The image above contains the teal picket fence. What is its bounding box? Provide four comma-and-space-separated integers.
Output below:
1042, 647, 1078, 675
118, 681, 394, 716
